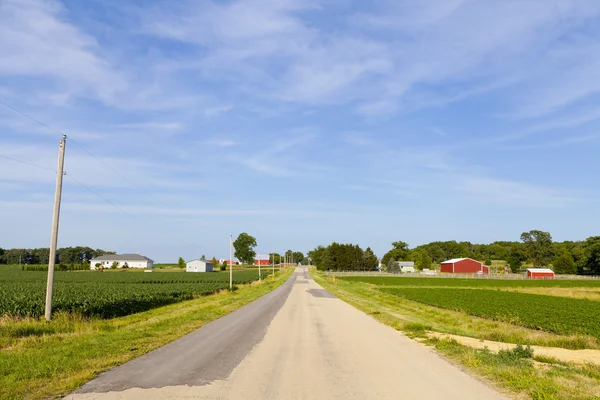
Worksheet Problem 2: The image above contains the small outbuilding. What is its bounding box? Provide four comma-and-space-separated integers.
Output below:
440, 258, 489, 274
186, 259, 213, 273
526, 268, 555, 280
396, 261, 415, 273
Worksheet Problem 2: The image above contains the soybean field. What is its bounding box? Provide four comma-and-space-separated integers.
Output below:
381, 287, 600, 339
0, 266, 271, 318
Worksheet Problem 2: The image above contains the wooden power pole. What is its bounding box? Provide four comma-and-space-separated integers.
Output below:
45, 135, 67, 321
229, 235, 233, 290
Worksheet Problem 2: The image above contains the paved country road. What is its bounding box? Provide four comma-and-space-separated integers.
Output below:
66, 267, 507, 400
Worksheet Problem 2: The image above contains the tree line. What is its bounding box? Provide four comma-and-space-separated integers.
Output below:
0, 247, 115, 266
381, 230, 600, 275
309, 230, 600, 275
308, 243, 378, 271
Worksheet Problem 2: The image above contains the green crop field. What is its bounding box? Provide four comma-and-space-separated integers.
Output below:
381, 287, 600, 339
340, 276, 600, 288
0, 266, 270, 318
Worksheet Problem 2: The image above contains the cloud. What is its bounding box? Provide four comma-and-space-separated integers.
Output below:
203, 105, 233, 117
459, 177, 575, 207
115, 122, 184, 131
203, 139, 240, 147
0, 0, 127, 102
428, 127, 448, 137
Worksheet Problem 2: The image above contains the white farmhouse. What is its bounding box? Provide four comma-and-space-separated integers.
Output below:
186, 259, 213, 273
90, 254, 154, 269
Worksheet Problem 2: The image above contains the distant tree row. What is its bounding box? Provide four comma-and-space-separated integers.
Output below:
308, 243, 378, 271
378, 230, 600, 275
0, 247, 115, 265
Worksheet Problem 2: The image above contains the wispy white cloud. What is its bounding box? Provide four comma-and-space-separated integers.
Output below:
459, 177, 575, 207
115, 122, 184, 131
0, 0, 126, 102
428, 127, 448, 137
203, 139, 240, 147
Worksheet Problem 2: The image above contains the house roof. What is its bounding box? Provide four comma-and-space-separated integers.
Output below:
527, 268, 554, 273
90, 254, 154, 262
186, 259, 213, 264
440, 258, 468, 264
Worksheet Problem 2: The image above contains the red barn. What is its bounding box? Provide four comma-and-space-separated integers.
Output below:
254, 259, 270, 266
526, 268, 555, 280
440, 258, 489, 274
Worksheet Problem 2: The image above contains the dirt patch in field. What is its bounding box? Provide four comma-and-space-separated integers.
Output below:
427, 332, 600, 365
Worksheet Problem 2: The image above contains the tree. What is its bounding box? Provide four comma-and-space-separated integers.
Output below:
387, 257, 399, 273
201, 254, 206, 260
415, 251, 432, 271
553, 253, 576, 274
583, 237, 600, 275
233, 233, 257, 265
363, 247, 378, 271
95, 262, 102, 271
111, 261, 118, 269
520, 230, 554, 267
507, 245, 526, 273
382, 241, 411, 266
484, 258, 492, 266
293, 251, 304, 264
178, 257, 185, 269
122, 262, 129, 269
211, 257, 218, 267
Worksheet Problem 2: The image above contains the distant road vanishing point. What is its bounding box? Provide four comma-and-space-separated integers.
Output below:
66, 266, 507, 400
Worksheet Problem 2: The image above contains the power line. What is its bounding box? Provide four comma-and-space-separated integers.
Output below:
0, 99, 66, 138
0, 154, 55, 172
2, 100, 206, 253
65, 172, 204, 250
65, 173, 146, 225
0, 99, 176, 211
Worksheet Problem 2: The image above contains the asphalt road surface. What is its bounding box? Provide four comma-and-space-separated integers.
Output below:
66, 267, 507, 400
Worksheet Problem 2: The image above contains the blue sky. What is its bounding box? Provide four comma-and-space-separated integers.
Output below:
1, 0, 600, 262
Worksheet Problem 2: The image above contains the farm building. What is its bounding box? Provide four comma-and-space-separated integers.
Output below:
186, 259, 213, 273
254, 256, 271, 266
395, 261, 415, 273
440, 258, 489, 274
526, 268, 555, 279
219, 258, 239, 265
90, 254, 154, 269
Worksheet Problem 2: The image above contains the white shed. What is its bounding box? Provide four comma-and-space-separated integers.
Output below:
186, 259, 213, 273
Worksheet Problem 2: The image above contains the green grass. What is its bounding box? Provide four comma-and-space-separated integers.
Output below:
381, 287, 600, 339
341, 276, 600, 288
429, 338, 600, 400
0, 267, 294, 400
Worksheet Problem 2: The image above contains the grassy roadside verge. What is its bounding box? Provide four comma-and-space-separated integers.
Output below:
0, 268, 293, 400
311, 269, 600, 400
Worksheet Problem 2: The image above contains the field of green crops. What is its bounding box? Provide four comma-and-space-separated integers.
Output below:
381, 287, 600, 339
341, 276, 600, 288
0, 266, 270, 318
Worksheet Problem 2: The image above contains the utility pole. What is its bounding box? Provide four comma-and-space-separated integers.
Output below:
258, 252, 261, 282
229, 235, 233, 290
45, 135, 67, 321
271, 253, 274, 278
